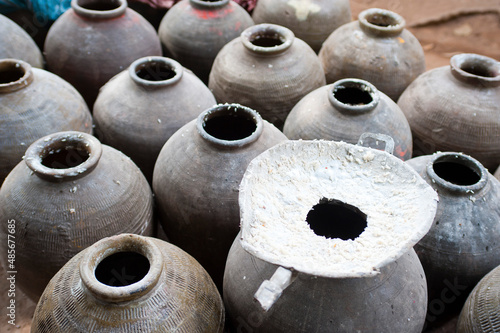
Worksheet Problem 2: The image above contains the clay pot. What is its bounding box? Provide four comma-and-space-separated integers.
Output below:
93, 56, 216, 181
0, 14, 44, 68
224, 140, 438, 332
251, 0, 351, 53
319, 8, 425, 101
44, 0, 162, 108
283, 78, 413, 160
209, 23, 326, 129
398, 53, 500, 171
457, 264, 500, 333
31, 234, 224, 332
0, 59, 92, 183
0, 131, 154, 300
158, 0, 254, 83
152, 104, 287, 288
406, 152, 500, 323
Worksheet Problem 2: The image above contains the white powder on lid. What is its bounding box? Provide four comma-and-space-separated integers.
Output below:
239, 140, 438, 278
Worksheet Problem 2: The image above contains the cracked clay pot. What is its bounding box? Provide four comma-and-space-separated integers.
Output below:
0, 131, 154, 301
223, 140, 438, 332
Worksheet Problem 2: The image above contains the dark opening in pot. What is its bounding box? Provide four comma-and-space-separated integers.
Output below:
203, 111, 257, 141
41, 147, 90, 169
95, 251, 151, 287
433, 159, 481, 186
365, 12, 400, 27
136, 62, 176, 81
460, 62, 497, 78
78, 0, 121, 11
334, 86, 373, 106
0, 66, 25, 84
249, 32, 285, 47
307, 198, 367, 240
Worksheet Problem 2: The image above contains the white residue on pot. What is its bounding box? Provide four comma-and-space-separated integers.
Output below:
239, 140, 438, 278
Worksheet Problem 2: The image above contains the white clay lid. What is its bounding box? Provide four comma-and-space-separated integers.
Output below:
239, 140, 438, 278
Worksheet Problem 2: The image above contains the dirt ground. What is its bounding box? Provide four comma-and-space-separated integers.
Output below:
1, 0, 499, 332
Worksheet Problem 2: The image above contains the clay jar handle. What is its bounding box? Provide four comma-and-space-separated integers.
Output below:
254, 267, 297, 311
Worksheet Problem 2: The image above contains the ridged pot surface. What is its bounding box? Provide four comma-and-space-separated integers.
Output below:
283, 78, 413, 160
0, 14, 43, 68
319, 8, 425, 101
31, 234, 225, 332
44, 0, 162, 107
252, 0, 351, 53
209, 23, 326, 130
0, 131, 154, 301
407, 152, 500, 323
0, 59, 92, 182
398, 53, 500, 171
457, 264, 500, 333
93, 56, 217, 181
222, 140, 438, 332
159, 0, 254, 83
152, 104, 287, 289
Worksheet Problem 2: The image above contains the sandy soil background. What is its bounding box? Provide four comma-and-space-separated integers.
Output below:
1, 0, 499, 331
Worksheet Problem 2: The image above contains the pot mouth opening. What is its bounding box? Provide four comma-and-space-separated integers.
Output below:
130, 57, 183, 87
0, 66, 26, 84
450, 54, 500, 86
307, 198, 367, 241
77, 0, 122, 11
95, 251, 150, 287
427, 153, 488, 192
249, 32, 286, 48
41, 146, 90, 169
330, 79, 379, 112
136, 62, 177, 81
0, 60, 33, 92
242, 24, 294, 55
190, 0, 229, 7
197, 104, 263, 148
432, 156, 481, 186
359, 8, 405, 36
459, 61, 498, 78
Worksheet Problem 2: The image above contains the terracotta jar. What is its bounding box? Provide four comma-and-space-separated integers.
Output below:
224, 140, 438, 332
252, 0, 351, 53
0, 14, 44, 68
0, 131, 154, 301
398, 53, 500, 171
0, 59, 92, 182
283, 78, 413, 160
407, 152, 500, 323
209, 23, 326, 129
152, 104, 287, 288
31, 234, 225, 332
93, 56, 216, 181
44, 0, 162, 107
319, 8, 425, 101
457, 264, 500, 333
158, 0, 254, 83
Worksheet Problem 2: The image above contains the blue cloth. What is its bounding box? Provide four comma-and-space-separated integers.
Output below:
0, 0, 71, 21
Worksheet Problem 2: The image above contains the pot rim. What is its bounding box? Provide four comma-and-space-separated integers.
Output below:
129, 56, 183, 88
241, 23, 295, 56
190, 0, 229, 8
0, 59, 34, 93
80, 234, 163, 303
24, 131, 102, 182
72, 0, 127, 19
197, 103, 264, 149
358, 8, 405, 37
328, 78, 380, 114
426, 152, 489, 194
450, 53, 500, 87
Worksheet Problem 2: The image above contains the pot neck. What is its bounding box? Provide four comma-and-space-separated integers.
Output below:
241, 24, 294, 56
450, 53, 500, 88
197, 104, 264, 149
426, 152, 489, 195
72, 0, 127, 20
129, 56, 183, 88
0, 59, 34, 93
190, 0, 229, 9
358, 8, 405, 37
80, 234, 163, 303
24, 131, 103, 182
328, 78, 380, 114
